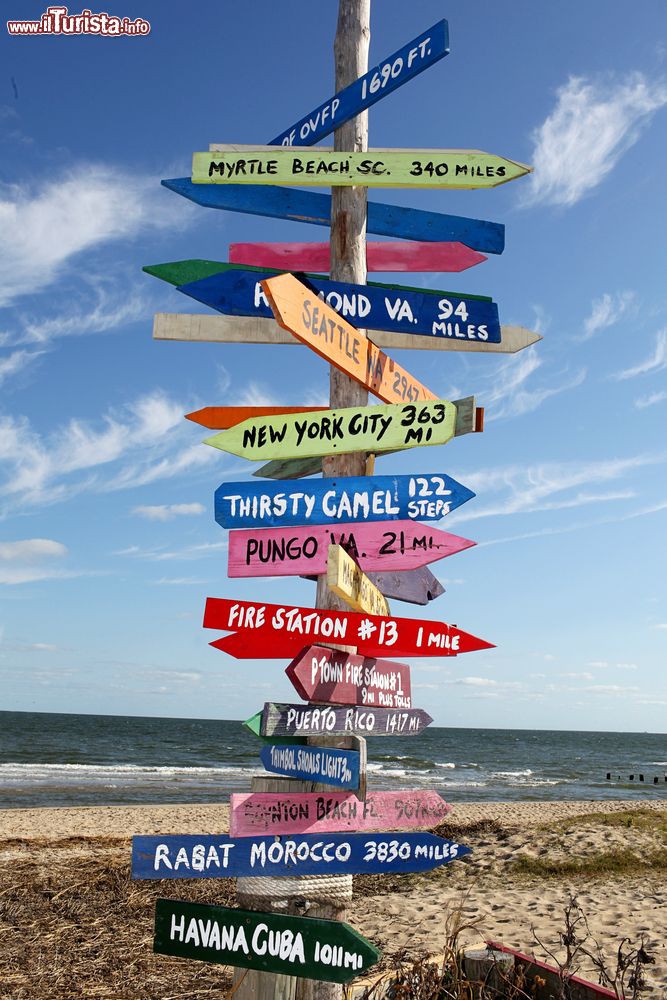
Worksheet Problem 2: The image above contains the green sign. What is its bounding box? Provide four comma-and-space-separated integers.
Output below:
154, 898, 381, 983
203, 399, 457, 462
192, 148, 531, 189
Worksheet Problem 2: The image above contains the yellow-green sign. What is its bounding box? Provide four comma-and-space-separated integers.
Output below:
192, 148, 531, 189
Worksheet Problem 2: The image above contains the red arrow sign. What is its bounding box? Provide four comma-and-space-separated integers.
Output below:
286, 645, 412, 708
203, 597, 493, 659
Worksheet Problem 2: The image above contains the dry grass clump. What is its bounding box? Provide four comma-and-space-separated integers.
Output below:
0, 852, 235, 999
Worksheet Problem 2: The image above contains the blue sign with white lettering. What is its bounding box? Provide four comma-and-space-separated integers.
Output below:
269, 21, 449, 147
215, 473, 475, 530
260, 743, 360, 789
132, 832, 470, 880
161, 179, 504, 255
178, 268, 501, 344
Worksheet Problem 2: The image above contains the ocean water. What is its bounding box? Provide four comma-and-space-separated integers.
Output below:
0, 711, 665, 809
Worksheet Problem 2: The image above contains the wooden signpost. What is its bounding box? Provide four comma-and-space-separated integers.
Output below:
227, 521, 475, 578
145, 260, 501, 344
269, 19, 449, 146
215, 472, 475, 530
203, 399, 457, 463
249, 703, 432, 739
203, 597, 494, 659
154, 312, 542, 354
286, 645, 411, 708
143, 3, 533, 996
260, 742, 361, 789
133, 831, 468, 880
232, 240, 486, 272
263, 272, 440, 404
361, 565, 445, 606
154, 898, 381, 983
229, 789, 451, 837
160, 178, 505, 254
194, 148, 531, 189
327, 544, 390, 616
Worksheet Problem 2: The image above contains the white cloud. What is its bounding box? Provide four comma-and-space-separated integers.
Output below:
583, 684, 640, 697
523, 73, 667, 207
0, 348, 46, 383
0, 165, 194, 308
115, 540, 227, 561
12, 283, 152, 346
0, 537, 71, 584
154, 577, 209, 586
653, 623, 667, 630
635, 390, 667, 409
132, 503, 205, 521
581, 292, 635, 340
467, 347, 585, 421
611, 329, 667, 380
0, 391, 220, 514
451, 452, 662, 524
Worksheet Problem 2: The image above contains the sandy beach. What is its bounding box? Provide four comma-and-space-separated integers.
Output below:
0, 798, 665, 997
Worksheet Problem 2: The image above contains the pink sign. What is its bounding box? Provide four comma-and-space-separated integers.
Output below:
227, 521, 475, 578
229, 240, 486, 273
229, 790, 451, 837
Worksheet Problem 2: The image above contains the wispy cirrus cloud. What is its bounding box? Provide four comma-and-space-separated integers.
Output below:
522, 72, 667, 207
0, 391, 219, 515
0, 164, 194, 309
610, 329, 667, 380
483, 349, 585, 419
0, 348, 46, 384
581, 291, 635, 340
451, 452, 664, 525
635, 390, 667, 409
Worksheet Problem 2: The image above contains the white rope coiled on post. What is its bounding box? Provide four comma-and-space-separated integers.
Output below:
236, 873, 353, 904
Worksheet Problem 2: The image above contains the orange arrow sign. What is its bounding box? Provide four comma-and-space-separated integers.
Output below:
261, 273, 436, 405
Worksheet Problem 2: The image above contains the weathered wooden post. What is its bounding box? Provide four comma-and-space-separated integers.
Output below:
234, 6, 370, 998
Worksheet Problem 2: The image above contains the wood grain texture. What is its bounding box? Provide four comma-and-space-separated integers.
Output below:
203, 399, 457, 462
253, 394, 480, 480
229, 789, 451, 837
186, 405, 328, 429
175, 265, 500, 342
286, 646, 411, 709
232, 241, 485, 272
260, 702, 431, 738
203, 597, 494, 659
215, 472, 476, 530
132, 831, 466, 879
364, 565, 445, 606
195, 149, 530, 189
153, 898, 380, 983
262, 273, 437, 404
227, 521, 475, 578
153, 313, 542, 354
260, 742, 361, 790
327, 544, 390, 616
160, 179, 505, 254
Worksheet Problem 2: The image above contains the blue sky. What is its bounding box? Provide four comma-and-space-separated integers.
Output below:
1, 0, 666, 731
